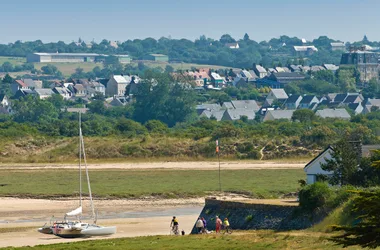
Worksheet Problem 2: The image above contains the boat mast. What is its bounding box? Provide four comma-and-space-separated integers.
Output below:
79, 112, 82, 208
80, 126, 96, 224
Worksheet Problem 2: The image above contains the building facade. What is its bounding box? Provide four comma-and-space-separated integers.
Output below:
340, 50, 379, 82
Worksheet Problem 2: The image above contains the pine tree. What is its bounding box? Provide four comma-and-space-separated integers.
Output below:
331, 189, 380, 248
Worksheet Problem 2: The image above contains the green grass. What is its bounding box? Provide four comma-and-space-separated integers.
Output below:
2, 231, 362, 250
0, 169, 303, 199
34, 62, 102, 77
0, 56, 25, 65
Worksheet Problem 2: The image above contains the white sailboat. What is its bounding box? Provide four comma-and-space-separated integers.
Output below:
39, 112, 116, 238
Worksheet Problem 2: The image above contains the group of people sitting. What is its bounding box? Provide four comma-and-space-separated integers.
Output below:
196, 215, 230, 234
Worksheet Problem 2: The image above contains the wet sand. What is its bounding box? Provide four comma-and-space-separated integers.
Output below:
0, 197, 205, 248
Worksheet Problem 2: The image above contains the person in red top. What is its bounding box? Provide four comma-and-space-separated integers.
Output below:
215, 216, 222, 233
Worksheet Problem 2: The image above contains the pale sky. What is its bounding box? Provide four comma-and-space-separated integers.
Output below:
1, 0, 378, 44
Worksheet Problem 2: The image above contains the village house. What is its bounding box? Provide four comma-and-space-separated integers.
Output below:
196, 103, 221, 115
253, 64, 267, 78
0, 94, 10, 107
330, 42, 346, 51
109, 96, 130, 107
52, 87, 72, 100
284, 94, 302, 110
315, 108, 351, 120
348, 103, 364, 115
304, 144, 380, 184
11, 80, 31, 95
266, 88, 289, 105
14, 89, 37, 99
288, 65, 302, 72
267, 72, 305, 85
323, 64, 339, 72
364, 98, 380, 113
210, 72, 225, 88
200, 110, 225, 121
221, 109, 255, 121
293, 45, 318, 56
106, 75, 130, 96
34, 88, 54, 99
72, 84, 87, 97
263, 110, 294, 121
225, 42, 239, 49
298, 95, 319, 109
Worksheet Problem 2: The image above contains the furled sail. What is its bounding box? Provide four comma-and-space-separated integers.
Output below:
66, 206, 82, 216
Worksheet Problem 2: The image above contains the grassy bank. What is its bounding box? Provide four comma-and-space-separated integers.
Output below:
2, 231, 361, 250
0, 136, 313, 164
0, 169, 303, 199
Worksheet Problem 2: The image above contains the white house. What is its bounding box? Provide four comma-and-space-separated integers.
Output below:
225, 42, 239, 49
304, 146, 334, 184
106, 75, 130, 96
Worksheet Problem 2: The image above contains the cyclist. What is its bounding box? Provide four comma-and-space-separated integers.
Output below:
170, 216, 179, 235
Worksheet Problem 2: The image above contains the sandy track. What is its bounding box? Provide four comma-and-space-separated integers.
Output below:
0, 161, 307, 170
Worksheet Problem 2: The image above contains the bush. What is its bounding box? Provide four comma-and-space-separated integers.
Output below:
299, 182, 332, 211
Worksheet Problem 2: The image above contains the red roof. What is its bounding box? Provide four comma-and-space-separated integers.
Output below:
15, 80, 27, 87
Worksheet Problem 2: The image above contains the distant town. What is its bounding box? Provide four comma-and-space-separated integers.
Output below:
0, 34, 379, 123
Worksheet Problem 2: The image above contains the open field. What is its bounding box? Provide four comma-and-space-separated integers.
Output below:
34, 62, 102, 76
0, 56, 25, 65
2, 231, 361, 250
0, 169, 303, 199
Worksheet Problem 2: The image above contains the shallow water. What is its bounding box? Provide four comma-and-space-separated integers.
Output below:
0, 205, 203, 224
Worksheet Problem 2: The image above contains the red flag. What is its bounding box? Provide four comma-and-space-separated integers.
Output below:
216, 139, 219, 153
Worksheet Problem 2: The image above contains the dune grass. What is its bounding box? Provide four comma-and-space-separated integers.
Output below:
3, 231, 362, 250
0, 169, 303, 199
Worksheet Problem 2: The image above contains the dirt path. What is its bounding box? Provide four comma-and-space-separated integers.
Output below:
0, 161, 307, 170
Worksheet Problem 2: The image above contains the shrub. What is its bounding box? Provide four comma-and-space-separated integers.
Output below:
299, 182, 332, 211
245, 215, 253, 222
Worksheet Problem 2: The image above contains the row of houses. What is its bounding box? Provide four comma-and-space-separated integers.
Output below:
197, 87, 380, 122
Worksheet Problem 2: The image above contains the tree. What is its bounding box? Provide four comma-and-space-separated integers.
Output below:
1, 62, 14, 72
291, 109, 316, 123
87, 100, 106, 115
12, 95, 59, 123
46, 94, 65, 109
165, 65, 174, 73
243, 33, 250, 41
321, 136, 361, 186
331, 189, 380, 248
219, 34, 236, 44
133, 71, 196, 127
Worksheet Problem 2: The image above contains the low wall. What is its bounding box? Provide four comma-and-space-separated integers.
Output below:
191, 198, 324, 234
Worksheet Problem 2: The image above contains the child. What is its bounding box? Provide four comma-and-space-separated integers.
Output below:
223, 217, 230, 233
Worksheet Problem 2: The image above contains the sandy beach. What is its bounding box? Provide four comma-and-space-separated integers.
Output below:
0, 197, 206, 248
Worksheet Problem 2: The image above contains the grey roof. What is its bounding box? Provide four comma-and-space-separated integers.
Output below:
33, 52, 100, 56
223, 109, 255, 120
231, 100, 260, 111
333, 93, 347, 103
264, 110, 294, 120
323, 64, 339, 71
255, 65, 267, 73
222, 102, 235, 109
64, 108, 89, 113
300, 95, 317, 104
0, 94, 5, 102
316, 108, 351, 119
196, 103, 221, 112
343, 95, 359, 104
200, 110, 225, 121
23, 79, 37, 88
366, 98, 380, 107
272, 72, 305, 80
268, 89, 288, 99
34, 88, 54, 96
285, 94, 301, 104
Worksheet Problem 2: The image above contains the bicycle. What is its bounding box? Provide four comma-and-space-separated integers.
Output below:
170, 225, 180, 235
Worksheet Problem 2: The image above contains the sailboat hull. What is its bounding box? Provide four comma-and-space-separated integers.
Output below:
81, 226, 117, 236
